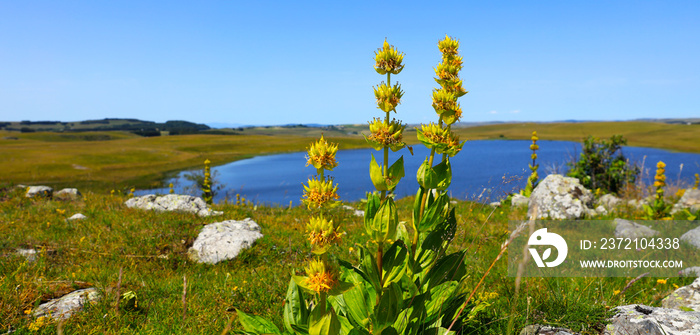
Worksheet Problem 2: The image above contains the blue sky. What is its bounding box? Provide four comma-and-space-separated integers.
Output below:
1, 1, 698, 126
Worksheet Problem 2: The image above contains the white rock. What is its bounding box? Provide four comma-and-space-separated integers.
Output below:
613, 219, 659, 239
489, 201, 501, 208
55, 188, 82, 200
32, 288, 102, 320
16, 248, 37, 262
25, 186, 53, 198
528, 174, 593, 219
597, 193, 621, 210
188, 218, 264, 264
68, 213, 87, 221
511, 193, 529, 207
680, 225, 700, 249
342, 205, 365, 217
672, 189, 700, 214
680, 267, 700, 277
125, 194, 223, 217
605, 304, 700, 335
662, 278, 700, 312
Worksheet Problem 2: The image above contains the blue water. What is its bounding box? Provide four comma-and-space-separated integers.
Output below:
137, 140, 700, 206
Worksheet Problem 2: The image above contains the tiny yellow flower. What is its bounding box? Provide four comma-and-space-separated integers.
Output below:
349, 247, 355, 253
232, 286, 238, 291
613, 290, 621, 295
304, 259, 339, 294
657, 279, 667, 285
306, 135, 339, 173
55, 209, 65, 215
80, 236, 86, 243
302, 177, 340, 209
24, 308, 31, 315
673, 283, 679, 289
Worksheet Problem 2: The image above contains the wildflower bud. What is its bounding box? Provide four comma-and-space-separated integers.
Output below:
431, 88, 462, 124
438, 35, 459, 57
374, 39, 405, 75
365, 118, 406, 152
304, 259, 339, 294
373, 82, 404, 113
416, 123, 464, 157
306, 135, 339, 174
302, 177, 340, 209
306, 216, 342, 254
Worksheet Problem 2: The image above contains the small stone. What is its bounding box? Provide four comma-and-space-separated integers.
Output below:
188, 218, 264, 264
597, 193, 621, 210
125, 194, 222, 217
613, 219, 659, 239
605, 304, 700, 335
32, 287, 102, 320
55, 188, 82, 200
16, 248, 37, 262
25, 186, 53, 198
489, 201, 501, 208
67, 213, 87, 221
680, 226, 700, 249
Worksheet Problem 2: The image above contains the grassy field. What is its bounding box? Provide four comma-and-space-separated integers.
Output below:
1, 120, 698, 194
1, 188, 695, 334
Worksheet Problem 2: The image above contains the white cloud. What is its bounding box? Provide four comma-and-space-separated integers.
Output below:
510, 110, 521, 114
489, 110, 498, 114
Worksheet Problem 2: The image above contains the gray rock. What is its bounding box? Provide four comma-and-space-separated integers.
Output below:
680, 225, 700, 249
188, 218, 263, 264
528, 174, 594, 219
613, 219, 659, 239
605, 304, 700, 335
680, 267, 700, 277
67, 213, 87, 221
16, 248, 37, 262
55, 188, 81, 200
627, 197, 652, 210
511, 193, 530, 207
32, 287, 102, 320
25, 186, 53, 198
597, 194, 621, 210
519, 325, 577, 335
125, 194, 223, 217
662, 277, 700, 312
672, 189, 700, 214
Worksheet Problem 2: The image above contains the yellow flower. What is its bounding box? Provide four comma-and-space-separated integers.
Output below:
56, 209, 65, 215
656, 161, 666, 169
365, 118, 406, 152
431, 88, 462, 124
304, 259, 338, 294
613, 290, 621, 295
674, 283, 680, 289
374, 39, 405, 75
302, 177, 340, 209
438, 35, 460, 56
24, 308, 31, 315
531, 131, 539, 141
530, 144, 539, 151
657, 279, 667, 285
28, 316, 48, 331
416, 122, 464, 157
306, 135, 339, 173
373, 82, 404, 112
306, 216, 342, 253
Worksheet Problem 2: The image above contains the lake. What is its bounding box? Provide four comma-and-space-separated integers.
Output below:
136, 140, 700, 206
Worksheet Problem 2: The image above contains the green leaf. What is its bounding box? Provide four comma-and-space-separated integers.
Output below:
342, 285, 373, 328
424, 281, 458, 323
374, 282, 402, 333
359, 246, 381, 293
382, 240, 408, 287
386, 156, 405, 190
417, 192, 448, 232
309, 303, 341, 335
283, 278, 309, 334
393, 291, 426, 335
432, 159, 452, 191
237, 309, 282, 335
370, 154, 388, 191
372, 198, 399, 243
364, 193, 381, 236
424, 251, 466, 291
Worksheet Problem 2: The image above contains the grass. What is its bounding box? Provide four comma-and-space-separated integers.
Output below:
1, 186, 696, 334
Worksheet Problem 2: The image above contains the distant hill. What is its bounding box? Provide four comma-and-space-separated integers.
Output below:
0, 118, 210, 137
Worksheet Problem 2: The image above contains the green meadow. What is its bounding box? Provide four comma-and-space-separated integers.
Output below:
1, 120, 699, 334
